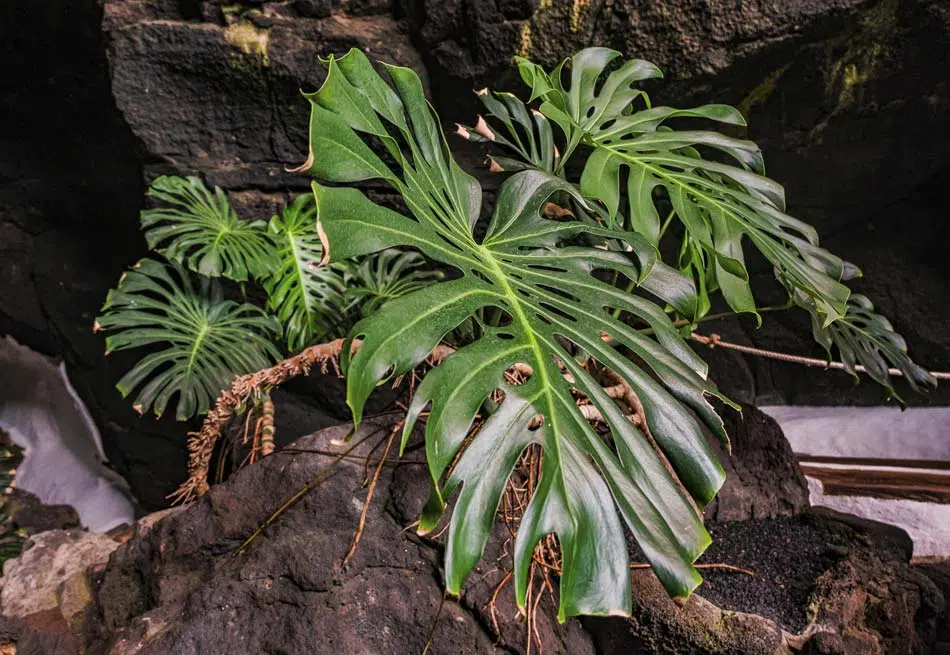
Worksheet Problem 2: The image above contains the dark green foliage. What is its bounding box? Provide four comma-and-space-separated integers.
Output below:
98, 176, 443, 420
465, 48, 934, 400
343, 249, 444, 315
297, 47, 933, 620
263, 194, 348, 351
97, 259, 281, 420
142, 176, 279, 281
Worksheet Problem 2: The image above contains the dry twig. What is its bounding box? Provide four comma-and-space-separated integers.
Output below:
233, 426, 386, 556
631, 562, 756, 577
343, 420, 402, 566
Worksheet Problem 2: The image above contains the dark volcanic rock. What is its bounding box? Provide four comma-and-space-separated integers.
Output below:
586, 510, 944, 655
915, 559, 950, 648
92, 417, 595, 655
799, 510, 945, 655
1, 419, 944, 654
703, 404, 810, 523
5, 489, 81, 535
102, 0, 426, 203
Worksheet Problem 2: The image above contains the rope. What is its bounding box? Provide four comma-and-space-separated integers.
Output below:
690, 332, 950, 381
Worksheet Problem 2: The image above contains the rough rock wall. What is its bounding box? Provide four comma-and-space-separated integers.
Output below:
1, 421, 943, 654
102, 0, 427, 216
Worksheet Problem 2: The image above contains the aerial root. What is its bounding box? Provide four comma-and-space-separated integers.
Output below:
170, 340, 454, 504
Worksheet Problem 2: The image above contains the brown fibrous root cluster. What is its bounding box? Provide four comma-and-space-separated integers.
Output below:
169, 338, 456, 504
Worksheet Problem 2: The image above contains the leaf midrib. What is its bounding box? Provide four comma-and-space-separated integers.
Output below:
287, 229, 319, 326
185, 322, 210, 385
478, 245, 563, 463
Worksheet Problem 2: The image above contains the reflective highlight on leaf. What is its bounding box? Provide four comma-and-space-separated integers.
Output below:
300, 49, 734, 618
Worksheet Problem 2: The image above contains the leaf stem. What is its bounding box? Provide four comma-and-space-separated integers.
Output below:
657, 208, 676, 241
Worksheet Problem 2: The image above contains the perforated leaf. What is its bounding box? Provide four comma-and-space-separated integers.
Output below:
498, 48, 931, 401
297, 49, 736, 618
517, 48, 853, 326
96, 259, 281, 420
797, 292, 936, 401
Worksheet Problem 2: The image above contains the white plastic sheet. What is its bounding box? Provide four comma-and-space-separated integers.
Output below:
761, 404, 950, 558
0, 336, 135, 532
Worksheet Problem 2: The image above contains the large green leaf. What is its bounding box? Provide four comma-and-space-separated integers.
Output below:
142, 175, 279, 281
516, 48, 853, 326
96, 259, 281, 420
263, 194, 349, 351
457, 89, 560, 174
298, 48, 736, 619
502, 48, 932, 401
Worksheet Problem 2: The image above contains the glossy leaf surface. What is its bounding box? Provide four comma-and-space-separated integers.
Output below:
298, 49, 735, 618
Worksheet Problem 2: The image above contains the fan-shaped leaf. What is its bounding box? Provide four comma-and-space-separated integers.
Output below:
96, 259, 281, 420
142, 176, 279, 281
298, 48, 736, 619
344, 249, 445, 315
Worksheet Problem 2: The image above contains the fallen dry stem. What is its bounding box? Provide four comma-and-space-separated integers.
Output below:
489, 570, 514, 637
422, 590, 448, 655
233, 427, 385, 556
630, 562, 756, 576
280, 447, 425, 466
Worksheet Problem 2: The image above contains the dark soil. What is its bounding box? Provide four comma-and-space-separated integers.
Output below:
696, 515, 843, 632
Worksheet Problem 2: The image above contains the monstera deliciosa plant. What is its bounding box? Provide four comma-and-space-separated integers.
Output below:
97, 176, 442, 420
291, 47, 934, 620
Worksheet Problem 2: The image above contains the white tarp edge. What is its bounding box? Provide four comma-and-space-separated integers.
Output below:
761, 404, 950, 558
0, 336, 135, 532
759, 405, 950, 460
807, 477, 950, 559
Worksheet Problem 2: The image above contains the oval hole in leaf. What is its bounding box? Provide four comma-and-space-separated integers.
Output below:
537, 283, 580, 303
538, 302, 577, 323
527, 264, 568, 273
